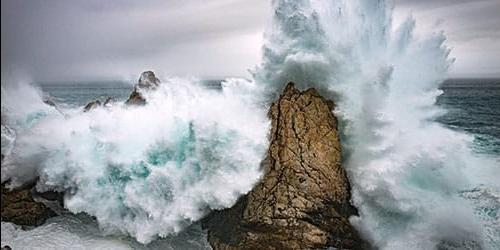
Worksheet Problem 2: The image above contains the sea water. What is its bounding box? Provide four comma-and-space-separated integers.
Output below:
2, 0, 499, 249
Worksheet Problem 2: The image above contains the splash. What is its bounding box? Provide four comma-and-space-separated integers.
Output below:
1, 78, 269, 243
255, 0, 499, 249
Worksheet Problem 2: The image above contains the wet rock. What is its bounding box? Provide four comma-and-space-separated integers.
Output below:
203, 83, 367, 249
1, 182, 56, 226
83, 99, 101, 112
103, 97, 114, 107
138, 70, 160, 89
43, 99, 57, 107
83, 96, 116, 111
124, 87, 147, 106
125, 71, 160, 105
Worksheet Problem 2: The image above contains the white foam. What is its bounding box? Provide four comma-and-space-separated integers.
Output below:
1, 78, 270, 243
255, 0, 500, 249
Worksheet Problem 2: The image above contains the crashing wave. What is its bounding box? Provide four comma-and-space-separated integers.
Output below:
254, 0, 499, 249
1, 77, 269, 243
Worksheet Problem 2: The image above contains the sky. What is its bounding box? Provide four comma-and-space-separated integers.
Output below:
1, 0, 499, 82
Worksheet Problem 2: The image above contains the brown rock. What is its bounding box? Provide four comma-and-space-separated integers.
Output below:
202, 83, 367, 249
124, 71, 160, 106
1, 182, 56, 226
137, 70, 160, 89
124, 87, 147, 106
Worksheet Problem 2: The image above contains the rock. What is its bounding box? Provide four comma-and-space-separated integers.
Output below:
202, 83, 367, 249
138, 71, 160, 89
124, 87, 147, 106
43, 99, 57, 107
1, 182, 56, 226
83, 96, 115, 112
83, 99, 101, 112
103, 97, 114, 107
125, 71, 160, 105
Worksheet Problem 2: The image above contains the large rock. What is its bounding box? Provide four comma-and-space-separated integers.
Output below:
202, 83, 366, 249
125, 71, 160, 105
137, 70, 160, 89
1, 182, 56, 226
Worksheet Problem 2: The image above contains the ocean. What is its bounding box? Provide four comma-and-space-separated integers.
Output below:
2, 0, 499, 248
437, 79, 500, 155
38, 78, 500, 156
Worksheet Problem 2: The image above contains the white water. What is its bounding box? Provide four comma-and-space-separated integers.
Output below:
255, 0, 500, 249
1, 78, 269, 244
1, 0, 499, 249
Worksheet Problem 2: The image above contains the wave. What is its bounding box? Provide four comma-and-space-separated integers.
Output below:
1, 78, 269, 243
1, 0, 499, 249
254, 0, 499, 249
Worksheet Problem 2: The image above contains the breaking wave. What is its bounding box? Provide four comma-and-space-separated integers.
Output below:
1, 78, 269, 243
255, 0, 499, 249
1, 0, 499, 249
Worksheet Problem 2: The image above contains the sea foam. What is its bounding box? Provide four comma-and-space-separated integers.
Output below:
1, 78, 270, 243
255, 0, 499, 249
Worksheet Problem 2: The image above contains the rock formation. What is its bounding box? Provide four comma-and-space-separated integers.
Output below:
1, 182, 56, 226
83, 99, 102, 112
83, 97, 114, 112
125, 71, 160, 105
1, 117, 58, 227
202, 83, 366, 249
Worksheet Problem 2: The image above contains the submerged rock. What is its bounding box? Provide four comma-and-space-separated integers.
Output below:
83, 97, 114, 112
203, 83, 366, 249
125, 71, 160, 105
83, 99, 102, 112
103, 97, 114, 107
1, 182, 56, 226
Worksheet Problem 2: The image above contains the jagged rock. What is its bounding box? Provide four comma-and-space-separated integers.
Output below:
125, 71, 160, 105
202, 83, 366, 249
83, 96, 115, 111
138, 70, 160, 89
124, 87, 147, 106
1, 182, 56, 226
103, 97, 114, 106
83, 99, 101, 112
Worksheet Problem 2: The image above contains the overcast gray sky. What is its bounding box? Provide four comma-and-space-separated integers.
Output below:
1, 0, 499, 82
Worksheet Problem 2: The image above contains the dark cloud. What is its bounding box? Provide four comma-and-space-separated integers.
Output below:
1, 0, 499, 81
1, 0, 270, 81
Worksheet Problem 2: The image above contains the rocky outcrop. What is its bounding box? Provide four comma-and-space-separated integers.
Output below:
137, 70, 160, 89
1, 182, 56, 226
202, 83, 366, 249
124, 88, 147, 106
83, 97, 114, 112
83, 99, 102, 112
125, 71, 160, 105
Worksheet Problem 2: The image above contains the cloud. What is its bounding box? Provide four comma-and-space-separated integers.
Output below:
1, 0, 499, 81
1, 0, 270, 81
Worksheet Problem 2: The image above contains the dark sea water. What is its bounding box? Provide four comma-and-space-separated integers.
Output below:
437, 79, 500, 155
39, 78, 500, 156
39, 81, 133, 108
